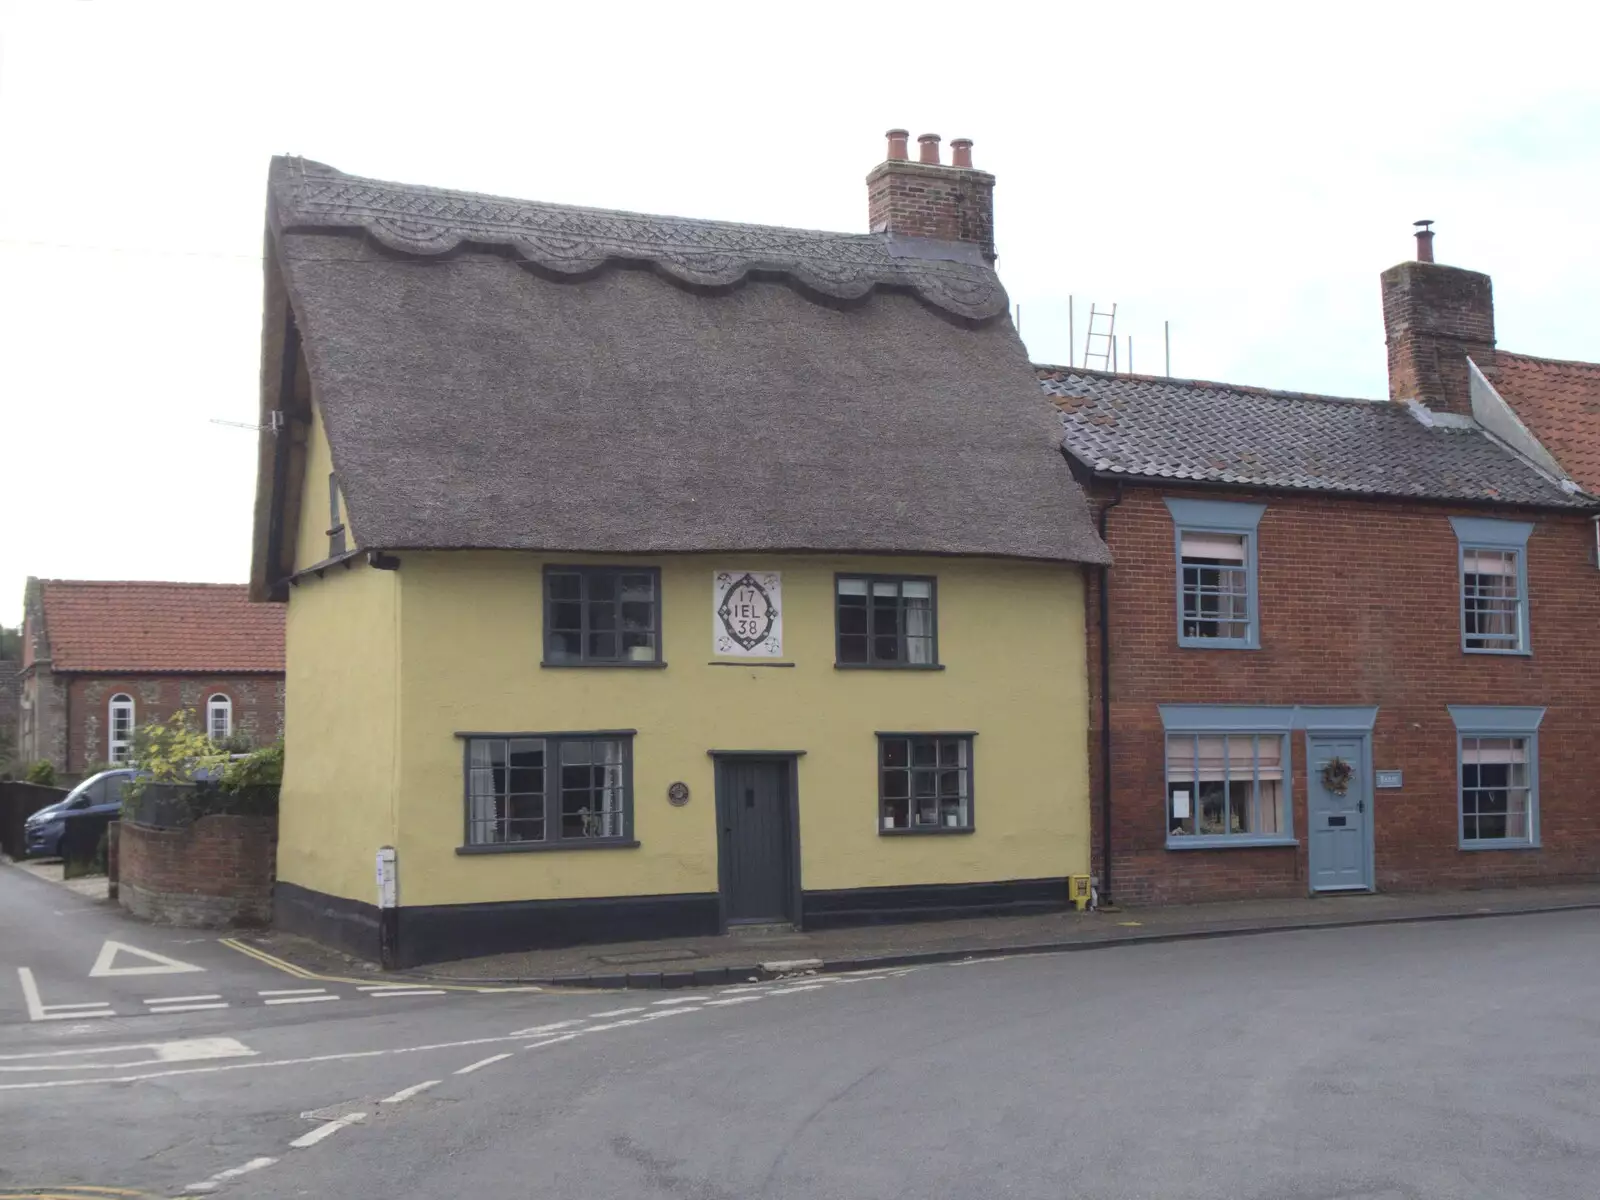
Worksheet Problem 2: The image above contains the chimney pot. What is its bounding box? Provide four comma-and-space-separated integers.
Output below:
1414, 219, 1435, 263
917, 133, 941, 165
885, 129, 909, 161
950, 138, 974, 169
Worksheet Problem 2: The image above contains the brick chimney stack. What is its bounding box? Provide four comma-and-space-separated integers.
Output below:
1380, 223, 1495, 416
867, 128, 997, 263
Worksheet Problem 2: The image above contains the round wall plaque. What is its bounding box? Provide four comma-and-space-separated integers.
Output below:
667, 781, 691, 807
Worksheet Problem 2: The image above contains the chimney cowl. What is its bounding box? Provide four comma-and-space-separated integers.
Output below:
917, 133, 941, 165
885, 129, 909, 161
1414, 219, 1435, 263
950, 138, 974, 169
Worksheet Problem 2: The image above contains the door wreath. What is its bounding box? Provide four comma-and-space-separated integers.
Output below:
1321, 756, 1354, 796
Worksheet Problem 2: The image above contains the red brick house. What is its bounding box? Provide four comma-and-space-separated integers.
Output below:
16, 580, 285, 782
1045, 230, 1600, 905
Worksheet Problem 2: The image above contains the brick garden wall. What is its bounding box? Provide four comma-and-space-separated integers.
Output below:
66, 674, 284, 774
118, 814, 277, 927
1087, 484, 1600, 906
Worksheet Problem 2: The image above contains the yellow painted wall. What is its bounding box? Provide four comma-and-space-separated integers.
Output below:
291, 404, 351, 572
389, 552, 1090, 908
277, 395, 394, 905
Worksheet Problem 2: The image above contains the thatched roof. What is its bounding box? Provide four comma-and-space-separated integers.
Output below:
251, 158, 1107, 597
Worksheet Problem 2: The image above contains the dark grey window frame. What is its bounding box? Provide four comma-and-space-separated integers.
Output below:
456, 729, 639, 854
875, 731, 976, 835
542, 566, 665, 668
834, 574, 942, 669
327, 472, 347, 557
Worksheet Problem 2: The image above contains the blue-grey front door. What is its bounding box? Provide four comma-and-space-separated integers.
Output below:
1307, 735, 1372, 892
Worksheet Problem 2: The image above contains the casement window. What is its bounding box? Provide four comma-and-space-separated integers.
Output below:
1450, 706, 1544, 849
543, 567, 662, 666
1164, 498, 1265, 649
207, 694, 233, 741
1449, 518, 1532, 654
462, 733, 634, 850
1159, 706, 1296, 848
878, 734, 973, 833
327, 473, 347, 557
836, 576, 938, 667
108, 694, 135, 764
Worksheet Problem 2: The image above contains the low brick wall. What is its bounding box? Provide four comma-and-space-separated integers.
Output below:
118, 815, 277, 927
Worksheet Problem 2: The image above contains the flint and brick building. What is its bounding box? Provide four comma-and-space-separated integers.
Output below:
16, 579, 285, 781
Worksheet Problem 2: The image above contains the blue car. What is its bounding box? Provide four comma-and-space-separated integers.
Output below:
23, 769, 135, 858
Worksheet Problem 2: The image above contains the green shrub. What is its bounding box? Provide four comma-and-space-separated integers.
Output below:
221, 741, 284, 793
80, 760, 118, 778
25, 760, 56, 786
126, 710, 229, 800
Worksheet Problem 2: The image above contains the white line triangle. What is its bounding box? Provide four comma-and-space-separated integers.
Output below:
89, 939, 205, 977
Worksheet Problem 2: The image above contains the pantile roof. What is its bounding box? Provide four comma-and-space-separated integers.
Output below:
38, 582, 285, 674
1039, 367, 1589, 508
1491, 352, 1600, 493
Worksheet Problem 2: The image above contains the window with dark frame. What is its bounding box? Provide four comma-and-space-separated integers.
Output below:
327, 472, 346, 557
464, 734, 631, 847
837, 576, 936, 667
878, 734, 971, 831
544, 567, 660, 665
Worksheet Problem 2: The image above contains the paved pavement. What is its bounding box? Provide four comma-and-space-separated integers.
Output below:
249, 880, 1600, 986
4, 855, 1597, 1199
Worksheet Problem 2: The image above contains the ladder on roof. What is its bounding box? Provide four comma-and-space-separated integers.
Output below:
1082, 303, 1117, 372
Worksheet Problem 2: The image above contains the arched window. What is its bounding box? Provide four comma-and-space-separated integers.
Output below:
108, 694, 135, 763
207, 694, 233, 742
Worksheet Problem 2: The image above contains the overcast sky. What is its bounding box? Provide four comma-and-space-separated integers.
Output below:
2, 0, 1596, 624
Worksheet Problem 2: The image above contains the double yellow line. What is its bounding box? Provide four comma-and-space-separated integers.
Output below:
216, 937, 536, 993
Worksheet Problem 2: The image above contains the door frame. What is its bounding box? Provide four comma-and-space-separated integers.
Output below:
709, 751, 804, 931
1303, 728, 1375, 894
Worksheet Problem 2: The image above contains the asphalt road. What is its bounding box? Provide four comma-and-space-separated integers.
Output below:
3, 863, 1597, 1200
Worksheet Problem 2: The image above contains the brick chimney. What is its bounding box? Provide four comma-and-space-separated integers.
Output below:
1381, 223, 1495, 416
866, 128, 997, 263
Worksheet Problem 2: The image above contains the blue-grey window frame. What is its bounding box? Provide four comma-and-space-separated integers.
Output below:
1448, 516, 1533, 656
1158, 705, 1296, 849
542, 565, 665, 667
1448, 705, 1544, 850
1165, 498, 1266, 650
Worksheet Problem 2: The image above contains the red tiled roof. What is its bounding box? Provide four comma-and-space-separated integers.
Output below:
39, 581, 285, 674
1494, 351, 1600, 493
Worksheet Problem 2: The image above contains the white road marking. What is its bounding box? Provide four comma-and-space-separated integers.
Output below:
0, 1031, 525, 1091
0, 1036, 254, 1072
183, 1156, 278, 1193
716, 985, 769, 994
508, 1019, 583, 1036
259, 988, 328, 996
264, 994, 339, 1006
17, 968, 115, 1021
584, 1018, 641, 1033
589, 1006, 646, 1018
89, 939, 204, 977
289, 1111, 367, 1148
703, 995, 763, 1006
475, 985, 543, 992
523, 1032, 581, 1050
454, 1052, 512, 1076
146, 994, 222, 1004
767, 984, 826, 995
370, 989, 446, 998
147, 1002, 230, 1014
650, 996, 701, 1006
380, 1080, 441, 1104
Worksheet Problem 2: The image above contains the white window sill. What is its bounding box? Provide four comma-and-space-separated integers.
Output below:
1458, 840, 1541, 852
